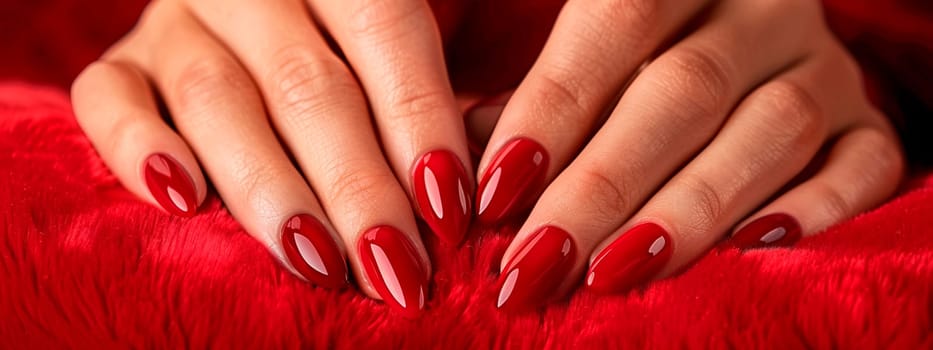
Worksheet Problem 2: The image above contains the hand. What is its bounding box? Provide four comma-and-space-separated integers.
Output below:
71, 0, 474, 317
471, 0, 905, 311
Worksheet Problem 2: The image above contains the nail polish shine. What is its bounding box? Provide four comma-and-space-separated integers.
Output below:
495, 226, 576, 312
476, 138, 549, 224
731, 213, 802, 249
281, 214, 348, 289
358, 226, 429, 318
586, 223, 672, 295
143, 153, 198, 217
412, 150, 471, 245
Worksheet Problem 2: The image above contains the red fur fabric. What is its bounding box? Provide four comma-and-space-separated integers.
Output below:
1, 0, 931, 348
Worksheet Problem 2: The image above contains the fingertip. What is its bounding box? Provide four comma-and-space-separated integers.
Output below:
280, 213, 350, 289
411, 149, 472, 246
730, 213, 802, 249
356, 225, 430, 317
143, 153, 201, 217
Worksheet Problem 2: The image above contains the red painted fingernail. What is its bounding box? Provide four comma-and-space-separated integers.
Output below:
358, 226, 430, 318
586, 223, 672, 294
281, 214, 348, 289
412, 150, 471, 245
731, 213, 802, 249
144, 153, 198, 217
476, 138, 549, 224
495, 226, 576, 312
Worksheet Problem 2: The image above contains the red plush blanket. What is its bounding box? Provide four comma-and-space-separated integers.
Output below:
1, 0, 931, 348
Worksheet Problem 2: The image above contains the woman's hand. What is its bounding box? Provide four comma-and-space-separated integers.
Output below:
71, 0, 474, 317
472, 0, 905, 311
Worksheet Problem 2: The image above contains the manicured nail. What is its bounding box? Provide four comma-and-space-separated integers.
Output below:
495, 226, 576, 312
144, 153, 198, 217
586, 223, 672, 294
731, 213, 802, 249
358, 226, 429, 318
412, 150, 471, 245
281, 214, 348, 289
476, 138, 549, 224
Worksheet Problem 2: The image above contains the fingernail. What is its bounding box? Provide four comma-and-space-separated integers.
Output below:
495, 226, 576, 312
412, 150, 471, 245
731, 213, 802, 249
476, 138, 549, 224
586, 223, 672, 294
144, 153, 198, 217
281, 214, 348, 289
358, 226, 430, 318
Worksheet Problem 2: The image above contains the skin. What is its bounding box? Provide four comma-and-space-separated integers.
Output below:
71, 0, 904, 306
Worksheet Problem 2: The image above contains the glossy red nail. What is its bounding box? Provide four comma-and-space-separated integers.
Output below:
358, 226, 429, 318
476, 138, 549, 224
495, 226, 576, 312
143, 153, 198, 217
412, 150, 471, 245
731, 213, 802, 249
281, 214, 348, 289
586, 223, 672, 294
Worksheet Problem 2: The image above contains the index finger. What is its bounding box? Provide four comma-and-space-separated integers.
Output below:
309, 0, 473, 245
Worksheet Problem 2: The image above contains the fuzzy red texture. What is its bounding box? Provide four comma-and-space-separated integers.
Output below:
0, 0, 931, 348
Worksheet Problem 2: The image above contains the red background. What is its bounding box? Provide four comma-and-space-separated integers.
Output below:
0, 0, 930, 348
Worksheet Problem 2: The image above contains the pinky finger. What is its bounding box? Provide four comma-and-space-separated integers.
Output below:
731, 126, 904, 248
72, 60, 207, 217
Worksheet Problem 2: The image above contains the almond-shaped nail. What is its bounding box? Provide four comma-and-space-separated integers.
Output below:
412, 150, 471, 245
281, 214, 348, 288
143, 153, 198, 217
731, 213, 802, 249
586, 223, 672, 294
495, 226, 576, 312
358, 226, 429, 318
476, 138, 549, 224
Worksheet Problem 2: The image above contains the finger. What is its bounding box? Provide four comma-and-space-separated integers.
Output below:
72, 59, 206, 217
126, 2, 350, 289
464, 91, 514, 158
584, 49, 864, 295
308, 0, 473, 244
492, 0, 825, 309
474, 0, 713, 224
730, 126, 903, 248
180, 0, 431, 314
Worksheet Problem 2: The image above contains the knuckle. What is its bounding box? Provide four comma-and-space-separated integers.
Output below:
866, 129, 905, 178
346, 0, 421, 39
383, 84, 451, 124
527, 72, 591, 133
173, 57, 251, 114
267, 46, 360, 119
575, 166, 631, 222
71, 60, 113, 101
815, 183, 852, 221
849, 128, 906, 187
227, 151, 293, 205
656, 46, 734, 126
754, 80, 827, 153
570, 0, 657, 49
323, 158, 400, 206
596, 0, 659, 31
131, 0, 183, 45
678, 173, 726, 228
